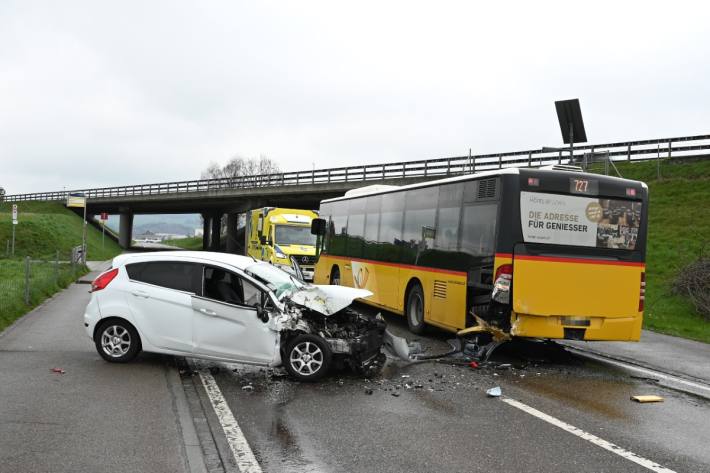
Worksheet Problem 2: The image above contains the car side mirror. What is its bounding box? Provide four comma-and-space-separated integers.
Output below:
255, 303, 269, 323
311, 218, 326, 236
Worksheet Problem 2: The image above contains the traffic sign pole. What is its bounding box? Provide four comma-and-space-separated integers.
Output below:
11, 204, 17, 256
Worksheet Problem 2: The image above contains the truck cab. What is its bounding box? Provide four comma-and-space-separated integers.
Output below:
245, 207, 319, 280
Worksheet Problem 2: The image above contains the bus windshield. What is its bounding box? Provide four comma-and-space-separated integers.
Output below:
520, 191, 642, 250
275, 225, 317, 246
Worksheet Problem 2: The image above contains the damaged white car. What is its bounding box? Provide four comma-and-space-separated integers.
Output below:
84, 251, 386, 381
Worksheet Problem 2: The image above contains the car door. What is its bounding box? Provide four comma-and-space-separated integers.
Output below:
124, 261, 202, 353
191, 265, 278, 365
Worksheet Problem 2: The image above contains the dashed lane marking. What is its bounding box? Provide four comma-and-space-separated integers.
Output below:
502, 397, 676, 473
199, 370, 263, 473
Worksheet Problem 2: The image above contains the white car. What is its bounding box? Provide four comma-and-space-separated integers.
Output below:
84, 251, 386, 381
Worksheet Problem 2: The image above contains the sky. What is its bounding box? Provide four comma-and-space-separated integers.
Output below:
2, 0, 709, 195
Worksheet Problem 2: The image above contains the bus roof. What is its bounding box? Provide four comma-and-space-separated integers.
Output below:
322, 167, 648, 204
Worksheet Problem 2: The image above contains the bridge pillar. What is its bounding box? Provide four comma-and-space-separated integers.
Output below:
202, 215, 210, 250
209, 213, 222, 251
118, 211, 133, 249
226, 213, 240, 254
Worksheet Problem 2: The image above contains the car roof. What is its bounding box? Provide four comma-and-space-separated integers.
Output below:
112, 251, 259, 271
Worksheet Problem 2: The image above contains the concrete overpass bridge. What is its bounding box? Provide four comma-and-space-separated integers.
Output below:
4, 133, 709, 251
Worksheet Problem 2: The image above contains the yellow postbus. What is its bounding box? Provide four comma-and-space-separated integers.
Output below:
312, 167, 648, 341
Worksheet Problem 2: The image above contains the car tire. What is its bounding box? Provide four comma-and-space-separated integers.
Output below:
284, 334, 332, 382
406, 283, 426, 334
330, 266, 340, 285
94, 319, 141, 363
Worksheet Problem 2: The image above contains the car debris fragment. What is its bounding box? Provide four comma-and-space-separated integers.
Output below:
486, 386, 502, 397
631, 395, 664, 403
50, 368, 66, 374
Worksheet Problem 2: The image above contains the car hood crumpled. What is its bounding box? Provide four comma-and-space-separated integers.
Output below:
285, 285, 372, 316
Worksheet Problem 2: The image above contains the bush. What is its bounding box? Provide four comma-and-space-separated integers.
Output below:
672, 258, 710, 320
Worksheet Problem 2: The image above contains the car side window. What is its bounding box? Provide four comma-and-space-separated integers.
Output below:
125, 262, 201, 293
203, 266, 264, 308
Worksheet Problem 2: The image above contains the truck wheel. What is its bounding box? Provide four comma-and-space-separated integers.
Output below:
330, 266, 341, 285
406, 283, 426, 334
284, 334, 332, 382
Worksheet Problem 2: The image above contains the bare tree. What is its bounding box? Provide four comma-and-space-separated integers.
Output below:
201, 155, 280, 180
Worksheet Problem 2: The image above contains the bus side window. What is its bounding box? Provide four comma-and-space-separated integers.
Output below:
346, 198, 366, 258
435, 183, 463, 251
378, 191, 405, 263
460, 203, 497, 257
402, 187, 439, 265
363, 195, 381, 260
329, 200, 348, 256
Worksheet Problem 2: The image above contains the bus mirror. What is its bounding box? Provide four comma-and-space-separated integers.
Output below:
259, 235, 267, 245
311, 218, 326, 236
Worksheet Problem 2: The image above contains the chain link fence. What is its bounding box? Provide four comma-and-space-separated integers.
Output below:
0, 248, 87, 322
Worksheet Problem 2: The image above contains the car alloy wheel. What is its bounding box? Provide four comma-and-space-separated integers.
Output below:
289, 341, 324, 376
101, 325, 132, 358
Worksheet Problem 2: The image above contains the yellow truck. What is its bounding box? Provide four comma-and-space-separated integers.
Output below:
245, 207, 319, 280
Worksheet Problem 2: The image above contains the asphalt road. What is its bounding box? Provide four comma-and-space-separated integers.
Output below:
0, 277, 199, 473
200, 309, 710, 473
2, 279, 709, 473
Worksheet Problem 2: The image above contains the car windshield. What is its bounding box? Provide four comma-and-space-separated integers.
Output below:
245, 262, 304, 298
275, 225, 317, 246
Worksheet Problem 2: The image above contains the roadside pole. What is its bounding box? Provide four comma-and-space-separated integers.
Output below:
82, 204, 87, 264
12, 204, 17, 256
24, 256, 30, 305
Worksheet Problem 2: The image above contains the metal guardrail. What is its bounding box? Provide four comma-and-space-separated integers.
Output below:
4, 134, 710, 202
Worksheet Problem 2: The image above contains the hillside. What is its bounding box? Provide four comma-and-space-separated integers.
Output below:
0, 201, 122, 261
0, 201, 123, 332
587, 158, 710, 342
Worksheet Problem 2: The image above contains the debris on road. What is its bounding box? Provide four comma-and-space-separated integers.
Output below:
242, 384, 254, 392
631, 395, 664, 403
469, 361, 479, 369
486, 386, 502, 397
50, 368, 66, 374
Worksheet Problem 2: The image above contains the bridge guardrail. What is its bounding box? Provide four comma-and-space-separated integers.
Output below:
5, 134, 710, 202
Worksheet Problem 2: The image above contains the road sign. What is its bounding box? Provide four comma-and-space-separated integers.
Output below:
100, 212, 108, 221
12, 204, 18, 225
66, 193, 86, 208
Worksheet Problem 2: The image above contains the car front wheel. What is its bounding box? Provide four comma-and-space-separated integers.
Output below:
284, 334, 332, 382
95, 319, 141, 363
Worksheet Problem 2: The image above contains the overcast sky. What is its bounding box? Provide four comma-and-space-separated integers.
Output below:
2, 0, 709, 194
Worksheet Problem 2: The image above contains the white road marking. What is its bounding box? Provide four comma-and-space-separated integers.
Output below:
502, 397, 676, 473
199, 371, 263, 473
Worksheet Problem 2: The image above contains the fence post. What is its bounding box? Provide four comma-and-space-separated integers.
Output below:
24, 256, 30, 305
498, 155, 502, 169
55, 250, 59, 286
528, 153, 532, 168
667, 141, 672, 159
627, 144, 631, 161
558, 151, 562, 164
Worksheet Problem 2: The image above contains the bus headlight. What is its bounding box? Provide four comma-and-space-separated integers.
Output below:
492, 264, 513, 305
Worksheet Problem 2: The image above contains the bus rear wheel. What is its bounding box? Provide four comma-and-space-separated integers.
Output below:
330, 266, 341, 285
406, 284, 426, 334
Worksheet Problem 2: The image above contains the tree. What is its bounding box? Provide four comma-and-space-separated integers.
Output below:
201, 155, 280, 180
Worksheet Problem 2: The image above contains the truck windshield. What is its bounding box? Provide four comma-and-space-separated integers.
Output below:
275, 225, 317, 246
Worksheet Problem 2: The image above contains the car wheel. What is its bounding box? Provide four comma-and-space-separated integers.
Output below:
95, 319, 141, 363
330, 266, 340, 285
406, 283, 426, 334
284, 334, 332, 382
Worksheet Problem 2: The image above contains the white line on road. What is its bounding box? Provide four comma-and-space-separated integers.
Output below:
199, 371, 263, 473
502, 397, 676, 473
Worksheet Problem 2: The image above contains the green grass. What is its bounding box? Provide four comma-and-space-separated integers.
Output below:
164, 236, 203, 250
587, 158, 710, 343
0, 201, 124, 332
0, 201, 123, 261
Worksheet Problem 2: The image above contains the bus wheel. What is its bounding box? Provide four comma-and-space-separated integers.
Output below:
330, 266, 341, 285
406, 284, 426, 334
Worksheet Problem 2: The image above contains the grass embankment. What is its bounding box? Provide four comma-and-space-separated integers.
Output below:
0, 201, 123, 332
163, 236, 203, 250
588, 159, 710, 343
